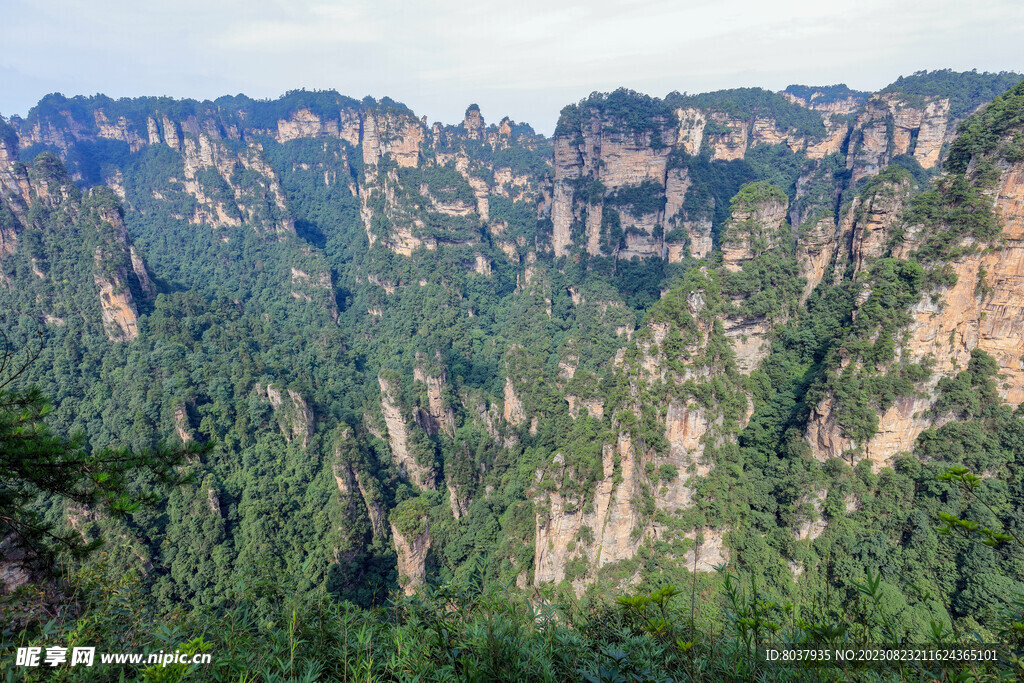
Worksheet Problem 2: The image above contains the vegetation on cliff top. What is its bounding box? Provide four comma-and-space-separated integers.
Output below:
666, 87, 828, 138
881, 68, 1024, 119
555, 88, 678, 139
945, 78, 1024, 172
3, 72, 1024, 680
782, 83, 869, 106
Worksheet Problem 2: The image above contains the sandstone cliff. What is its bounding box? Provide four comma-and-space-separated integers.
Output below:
93, 247, 139, 342
531, 260, 757, 591
806, 90, 1024, 467
846, 93, 961, 182
0, 143, 152, 342
391, 521, 431, 596
550, 98, 675, 259
413, 352, 455, 438
255, 384, 315, 449
379, 376, 436, 489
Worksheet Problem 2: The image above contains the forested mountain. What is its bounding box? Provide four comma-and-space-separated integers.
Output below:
2, 69, 1024, 678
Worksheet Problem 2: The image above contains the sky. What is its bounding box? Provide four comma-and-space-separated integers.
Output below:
1, 0, 1022, 135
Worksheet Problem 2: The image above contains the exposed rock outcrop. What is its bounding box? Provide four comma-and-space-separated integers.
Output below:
844, 173, 912, 277
796, 216, 839, 300
550, 105, 675, 258
720, 184, 789, 272
719, 183, 793, 372
413, 356, 455, 437
362, 110, 424, 168
503, 376, 526, 426
807, 134, 1024, 467
533, 438, 645, 589
256, 384, 315, 449
848, 94, 954, 182
0, 534, 42, 594
682, 528, 730, 571
391, 520, 431, 595
174, 406, 194, 443
379, 376, 436, 489
93, 247, 139, 342
357, 472, 386, 538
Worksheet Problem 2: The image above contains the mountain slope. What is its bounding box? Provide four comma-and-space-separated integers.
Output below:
1, 72, 1022, 638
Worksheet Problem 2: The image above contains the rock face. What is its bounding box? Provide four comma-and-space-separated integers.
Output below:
462, 105, 485, 140
362, 110, 424, 169
896, 160, 1024, 402
92, 206, 143, 341
533, 260, 753, 592
664, 168, 712, 260
391, 521, 431, 595
683, 529, 730, 571
720, 185, 788, 272
178, 134, 295, 235
550, 105, 675, 259
795, 168, 912, 302
673, 105, 842, 162
533, 427, 728, 593
547, 88, 907, 261
503, 376, 526, 426
845, 175, 911, 276
0, 125, 29, 243
782, 88, 867, 115
0, 533, 41, 594
719, 183, 793, 372
275, 108, 361, 145
356, 471, 386, 538
848, 94, 955, 182
355, 106, 549, 259
534, 438, 642, 589
93, 247, 140, 342
379, 376, 436, 489
413, 356, 455, 437
256, 385, 315, 449
174, 406, 194, 443
332, 429, 390, 555
0, 140, 150, 343
796, 216, 838, 300
5, 85, 997, 271
806, 138, 1024, 467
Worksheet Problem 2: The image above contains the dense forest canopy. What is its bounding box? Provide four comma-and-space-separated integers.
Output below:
2, 70, 1024, 680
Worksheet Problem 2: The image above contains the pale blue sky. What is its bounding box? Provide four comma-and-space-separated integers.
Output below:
2, 0, 1022, 134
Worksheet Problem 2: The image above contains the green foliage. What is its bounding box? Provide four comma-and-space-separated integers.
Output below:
931, 349, 1001, 419
0, 327, 203, 594
728, 180, 787, 215
5, 564, 1018, 682
742, 144, 810, 196
903, 174, 1002, 265
782, 84, 868, 107
670, 152, 758, 241
401, 163, 477, 206
666, 88, 827, 138
0, 114, 20, 151
604, 180, 665, 216
556, 89, 678, 139
390, 494, 434, 537
6, 80, 1024, 679
946, 78, 1024, 172
881, 69, 1024, 120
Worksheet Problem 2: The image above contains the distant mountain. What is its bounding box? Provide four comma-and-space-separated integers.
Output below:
2, 72, 1023, 653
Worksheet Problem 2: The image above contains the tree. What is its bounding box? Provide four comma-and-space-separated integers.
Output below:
0, 330, 196, 585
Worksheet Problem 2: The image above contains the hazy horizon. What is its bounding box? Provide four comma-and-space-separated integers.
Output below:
3, 0, 1023, 135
